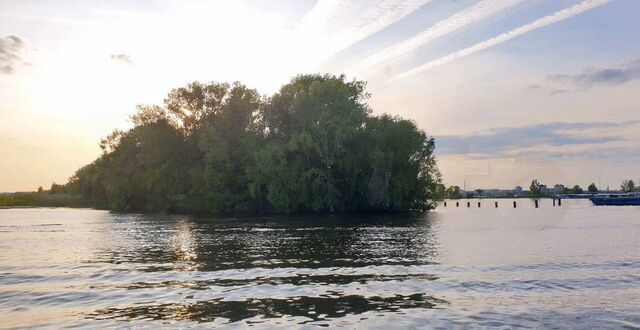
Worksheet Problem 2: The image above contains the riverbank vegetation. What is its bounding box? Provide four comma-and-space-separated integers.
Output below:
0, 189, 91, 208
442, 180, 610, 199
620, 179, 639, 192
51, 74, 441, 214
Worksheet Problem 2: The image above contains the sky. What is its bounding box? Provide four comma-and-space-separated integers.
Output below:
1, 0, 639, 192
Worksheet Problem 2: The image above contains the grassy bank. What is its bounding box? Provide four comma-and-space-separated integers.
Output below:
0, 192, 94, 208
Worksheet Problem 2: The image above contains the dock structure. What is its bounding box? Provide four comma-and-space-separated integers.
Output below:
441, 197, 572, 209
552, 195, 564, 207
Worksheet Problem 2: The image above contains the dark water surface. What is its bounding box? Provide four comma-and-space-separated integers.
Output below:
1, 199, 639, 328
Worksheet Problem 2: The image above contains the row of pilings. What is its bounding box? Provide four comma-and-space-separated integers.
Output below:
442, 198, 562, 208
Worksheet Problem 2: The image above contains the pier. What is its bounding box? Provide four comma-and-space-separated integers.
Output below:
440, 198, 568, 209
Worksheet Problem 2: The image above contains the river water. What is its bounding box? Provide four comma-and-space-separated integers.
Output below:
1, 199, 639, 328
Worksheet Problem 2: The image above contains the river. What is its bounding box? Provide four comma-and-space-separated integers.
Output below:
1, 199, 639, 328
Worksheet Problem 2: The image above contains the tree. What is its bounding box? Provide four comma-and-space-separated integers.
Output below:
37, 186, 44, 193
195, 83, 262, 213
530, 179, 542, 196
434, 184, 446, 200
446, 185, 461, 199
587, 183, 598, 193
164, 81, 231, 135
571, 185, 583, 194
621, 179, 636, 192
50, 183, 64, 194
253, 74, 372, 212
475, 189, 484, 197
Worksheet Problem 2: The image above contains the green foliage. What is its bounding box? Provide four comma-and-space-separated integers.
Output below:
63, 74, 441, 214
571, 185, 583, 194
0, 192, 89, 208
587, 183, 598, 193
434, 184, 446, 201
50, 183, 65, 194
446, 185, 461, 199
620, 179, 637, 192
529, 179, 542, 196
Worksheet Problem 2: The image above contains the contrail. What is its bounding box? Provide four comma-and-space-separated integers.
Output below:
299, 0, 433, 60
389, 0, 614, 82
351, 0, 524, 75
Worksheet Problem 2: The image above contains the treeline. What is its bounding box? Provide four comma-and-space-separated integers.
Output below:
0, 190, 90, 208
63, 74, 441, 214
529, 179, 596, 196
441, 180, 604, 199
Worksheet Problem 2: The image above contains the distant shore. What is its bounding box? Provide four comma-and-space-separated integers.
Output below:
0, 192, 588, 213
0, 192, 427, 216
0, 192, 94, 209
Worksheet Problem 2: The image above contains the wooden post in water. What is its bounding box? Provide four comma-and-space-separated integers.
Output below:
553, 198, 556, 207
495, 201, 498, 208
467, 201, 471, 207
456, 201, 459, 207
513, 201, 517, 208
478, 201, 481, 207
558, 198, 562, 206
444, 201, 447, 207
535, 200, 539, 208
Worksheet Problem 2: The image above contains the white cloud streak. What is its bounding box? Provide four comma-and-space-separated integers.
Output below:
299, 0, 433, 61
352, 0, 524, 75
389, 0, 614, 82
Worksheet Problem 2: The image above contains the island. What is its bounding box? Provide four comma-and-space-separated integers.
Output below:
4, 74, 442, 214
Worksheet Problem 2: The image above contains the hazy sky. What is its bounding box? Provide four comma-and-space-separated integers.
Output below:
1, 0, 639, 192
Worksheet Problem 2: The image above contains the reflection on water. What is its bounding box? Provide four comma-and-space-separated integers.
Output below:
88, 293, 444, 324
91, 213, 439, 272
1, 201, 640, 328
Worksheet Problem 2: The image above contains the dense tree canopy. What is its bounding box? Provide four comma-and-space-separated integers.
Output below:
65, 74, 441, 214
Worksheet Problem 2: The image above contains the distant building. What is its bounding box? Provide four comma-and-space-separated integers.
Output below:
553, 184, 565, 194
483, 189, 512, 197
514, 186, 523, 196
540, 185, 550, 195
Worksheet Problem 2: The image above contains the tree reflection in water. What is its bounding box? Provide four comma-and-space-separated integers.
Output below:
86, 213, 444, 324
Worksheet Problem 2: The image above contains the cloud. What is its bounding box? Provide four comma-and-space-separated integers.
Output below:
528, 83, 569, 95
545, 58, 640, 89
436, 120, 639, 157
0, 35, 29, 75
389, 0, 613, 82
507, 146, 640, 163
351, 0, 523, 75
299, 0, 432, 59
110, 53, 133, 64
